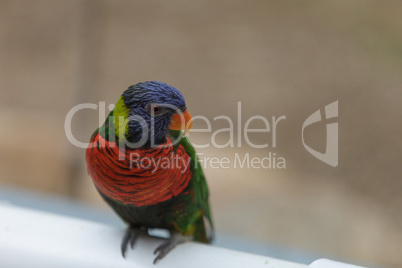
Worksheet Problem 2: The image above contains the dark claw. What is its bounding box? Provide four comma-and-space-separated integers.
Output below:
130, 233, 137, 249
153, 241, 176, 264
153, 233, 190, 264
121, 227, 140, 258
153, 241, 168, 255
121, 231, 130, 258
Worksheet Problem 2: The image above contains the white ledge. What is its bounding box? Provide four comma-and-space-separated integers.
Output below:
0, 203, 365, 268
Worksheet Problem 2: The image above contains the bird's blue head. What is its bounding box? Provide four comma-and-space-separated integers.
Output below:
110, 81, 192, 147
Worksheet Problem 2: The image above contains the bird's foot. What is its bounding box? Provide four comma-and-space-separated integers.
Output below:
121, 226, 146, 258
153, 232, 191, 264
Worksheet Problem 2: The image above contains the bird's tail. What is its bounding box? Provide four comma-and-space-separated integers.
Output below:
193, 215, 213, 243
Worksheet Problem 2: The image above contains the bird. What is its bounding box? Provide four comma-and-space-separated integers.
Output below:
85, 81, 214, 264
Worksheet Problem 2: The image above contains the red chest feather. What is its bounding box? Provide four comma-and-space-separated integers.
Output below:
86, 133, 193, 206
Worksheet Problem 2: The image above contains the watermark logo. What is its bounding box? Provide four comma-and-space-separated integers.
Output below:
65, 100, 339, 169
302, 101, 338, 167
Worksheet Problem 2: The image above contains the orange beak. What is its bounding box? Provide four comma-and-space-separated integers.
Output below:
169, 110, 193, 136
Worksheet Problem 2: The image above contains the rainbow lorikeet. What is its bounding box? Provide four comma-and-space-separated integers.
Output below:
85, 81, 214, 264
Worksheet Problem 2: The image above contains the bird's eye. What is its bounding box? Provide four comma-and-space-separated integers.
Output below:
152, 105, 161, 113
145, 103, 167, 116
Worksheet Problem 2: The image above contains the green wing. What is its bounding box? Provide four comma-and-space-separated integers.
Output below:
169, 130, 214, 240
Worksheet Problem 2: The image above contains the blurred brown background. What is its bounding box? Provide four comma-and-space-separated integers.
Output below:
1, 1, 401, 267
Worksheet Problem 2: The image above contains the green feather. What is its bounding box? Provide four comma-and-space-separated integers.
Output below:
113, 97, 129, 142
94, 97, 128, 143
168, 130, 214, 240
